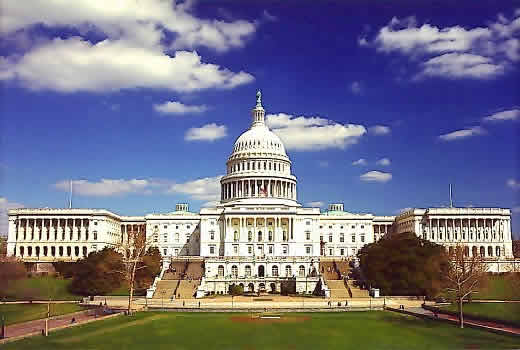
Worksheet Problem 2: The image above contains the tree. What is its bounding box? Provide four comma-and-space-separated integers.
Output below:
444, 244, 489, 328
116, 227, 154, 315
0, 256, 26, 298
512, 240, 520, 258
358, 232, 449, 297
228, 284, 244, 296
0, 236, 7, 257
69, 248, 124, 295
135, 247, 162, 291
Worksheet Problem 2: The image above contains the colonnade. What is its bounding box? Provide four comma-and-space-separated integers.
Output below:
224, 216, 294, 243
421, 217, 509, 242
221, 179, 296, 201
14, 217, 93, 242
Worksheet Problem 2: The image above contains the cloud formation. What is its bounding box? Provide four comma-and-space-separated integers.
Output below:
376, 158, 391, 166
360, 11, 520, 80
350, 81, 362, 94
266, 113, 366, 151
507, 178, 520, 190
306, 201, 324, 208
360, 171, 392, 183
352, 159, 367, 166
54, 179, 153, 196
369, 125, 391, 135
0, 197, 24, 235
154, 101, 208, 115
438, 126, 486, 141
185, 123, 227, 141
0, 1, 256, 92
483, 109, 520, 122
168, 175, 223, 201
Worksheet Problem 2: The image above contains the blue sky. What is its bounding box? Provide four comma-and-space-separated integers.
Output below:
0, 1, 519, 237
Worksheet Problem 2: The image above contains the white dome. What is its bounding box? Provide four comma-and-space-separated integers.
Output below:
231, 124, 287, 158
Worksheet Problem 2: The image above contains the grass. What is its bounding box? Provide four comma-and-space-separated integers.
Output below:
3, 277, 81, 301
438, 273, 520, 301
442, 302, 520, 327
3, 311, 519, 349
0, 303, 85, 325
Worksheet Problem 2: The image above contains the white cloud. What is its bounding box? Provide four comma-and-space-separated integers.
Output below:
168, 175, 223, 201
376, 158, 391, 166
1, 38, 254, 93
185, 123, 227, 142
154, 101, 208, 115
507, 179, 520, 190
360, 11, 520, 80
438, 126, 486, 141
350, 81, 362, 94
394, 207, 412, 214
266, 113, 366, 151
419, 53, 504, 79
360, 171, 392, 183
0, 197, 24, 235
352, 158, 367, 166
262, 10, 278, 22
1, 0, 256, 52
369, 125, 391, 135
306, 201, 324, 208
201, 201, 220, 208
54, 179, 153, 196
483, 109, 520, 122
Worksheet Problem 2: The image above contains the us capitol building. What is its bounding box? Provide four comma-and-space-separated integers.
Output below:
6, 92, 515, 296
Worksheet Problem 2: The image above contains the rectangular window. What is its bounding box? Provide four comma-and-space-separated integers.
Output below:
268, 245, 273, 254
361, 235, 365, 243
306, 221, 311, 226
164, 225, 167, 229
248, 245, 253, 254
163, 249, 167, 255
283, 245, 288, 254
210, 231, 215, 240
163, 234, 167, 242
351, 235, 355, 243
351, 225, 355, 229
306, 231, 311, 240
328, 235, 332, 242
340, 233, 344, 243
340, 248, 344, 256
329, 248, 333, 256
306, 246, 311, 255
361, 225, 364, 229
209, 246, 215, 254
233, 245, 238, 254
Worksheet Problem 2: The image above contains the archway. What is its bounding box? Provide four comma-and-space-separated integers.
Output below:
270, 283, 276, 293
248, 283, 255, 292
259, 282, 266, 291
258, 265, 265, 277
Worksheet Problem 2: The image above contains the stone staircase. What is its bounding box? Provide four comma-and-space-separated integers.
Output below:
152, 280, 178, 299
327, 279, 351, 298
347, 280, 369, 298
175, 280, 200, 299
152, 259, 204, 299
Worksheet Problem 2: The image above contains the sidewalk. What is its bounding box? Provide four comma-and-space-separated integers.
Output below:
1, 309, 119, 343
396, 307, 520, 337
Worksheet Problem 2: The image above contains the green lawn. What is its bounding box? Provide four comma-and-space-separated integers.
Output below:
3, 277, 81, 301
4, 311, 519, 350
442, 302, 520, 327
0, 303, 85, 325
476, 274, 520, 300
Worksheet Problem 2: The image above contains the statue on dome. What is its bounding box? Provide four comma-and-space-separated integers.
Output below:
256, 90, 262, 107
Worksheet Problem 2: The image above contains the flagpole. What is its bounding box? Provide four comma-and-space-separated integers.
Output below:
69, 180, 73, 209
449, 184, 453, 208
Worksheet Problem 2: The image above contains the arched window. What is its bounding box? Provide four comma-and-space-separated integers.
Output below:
258, 231, 262, 242
268, 231, 273, 241
28, 246, 32, 256
67, 246, 71, 256
488, 246, 493, 257
480, 246, 485, 256
59, 246, 63, 256
272, 266, 279, 277
218, 265, 224, 277
464, 246, 469, 257
285, 265, 292, 277
51, 247, 56, 257
231, 265, 238, 277
234, 231, 239, 242
283, 230, 287, 242
20, 246, 24, 256
83, 247, 87, 257
43, 246, 48, 256
496, 246, 501, 257
248, 231, 252, 242
472, 246, 477, 256
245, 265, 251, 277
75, 246, 79, 256
299, 265, 305, 277
36, 246, 40, 256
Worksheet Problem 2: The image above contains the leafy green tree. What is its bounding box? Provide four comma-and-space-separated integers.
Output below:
358, 232, 449, 297
69, 248, 124, 296
228, 284, 244, 296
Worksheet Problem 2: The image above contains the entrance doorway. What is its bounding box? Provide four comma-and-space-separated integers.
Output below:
258, 265, 265, 277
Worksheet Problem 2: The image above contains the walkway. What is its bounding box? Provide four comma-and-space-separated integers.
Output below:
1, 309, 119, 343
402, 307, 520, 336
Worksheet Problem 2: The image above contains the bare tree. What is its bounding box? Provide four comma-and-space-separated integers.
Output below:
444, 245, 489, 328
116, 226, 153, 315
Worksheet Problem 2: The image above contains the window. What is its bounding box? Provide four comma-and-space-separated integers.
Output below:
268, 231, 273, 241
328, 235, 332, 243
176, 225, 179, 229
306, 231, 311, 240
187, 225, 191, 229
351, 225, 355, 229
248, 231, 252, 242
340, 226, 344, 229
175, 233, 179, 242
218, 265, 224, 277
248, 245, 253, 254
231, 265, 238, 277
268, 245, 273, 254
340, 233, 344, 242
210, 246, 215, 254
234, 231, 239, 242
272, 266, 279, 277
361, 225, 364, 229
306, 221, 311, 226
329, 225, 332, 229
351, 235, 355, 243
299, 265, 305, 277
361, 235, 365, 243
329, 248, 333, 256
258, 231, 262, 241
306, 246, 311, 255
163, 234, 167, 242
340, 248, 344, 256
283, 231, 287, 241
163, 249, 167, 255
233, 245, 238, 254
210, 231, 215, 240
94, 222, 97, 226
245, 265, 251, 277
82, 247, 87, 257
164, 225, 167, 229
285, 265, 292, 277
283, 245, 288, 254
93, 231, 98, 240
